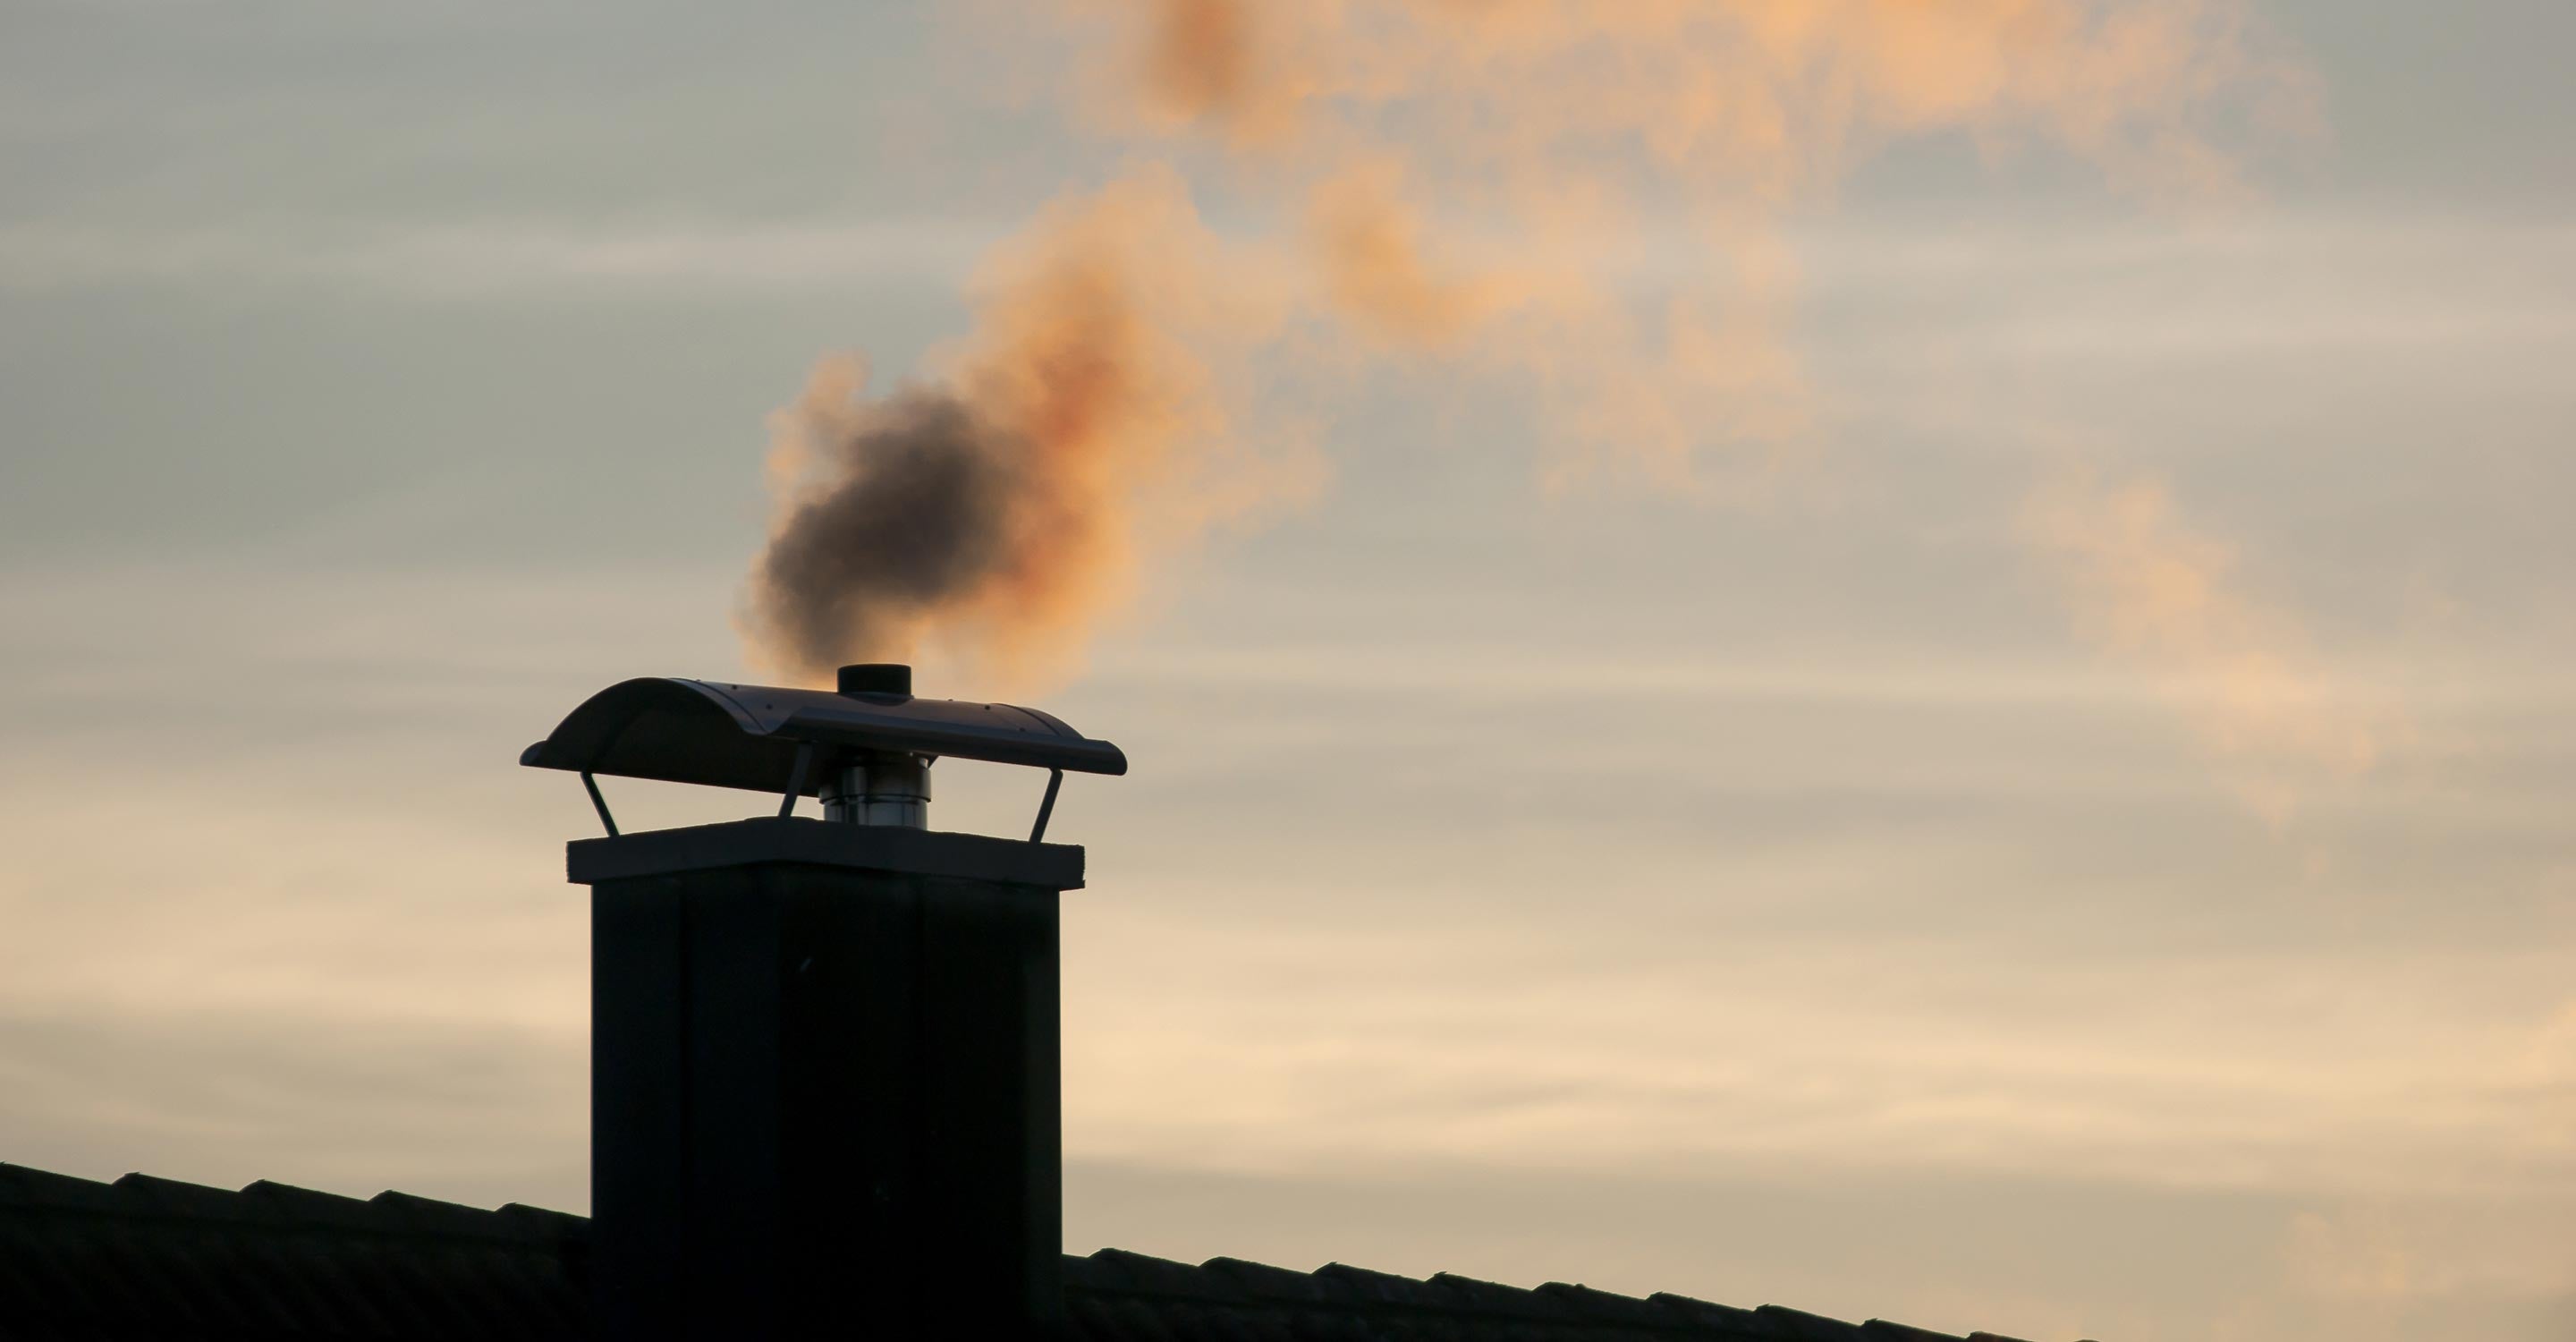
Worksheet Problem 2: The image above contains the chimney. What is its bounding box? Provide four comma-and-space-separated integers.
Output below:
521, 666, 1126, 1339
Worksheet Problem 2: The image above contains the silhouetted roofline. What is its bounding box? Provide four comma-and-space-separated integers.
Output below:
0, 1161, 2051, 1342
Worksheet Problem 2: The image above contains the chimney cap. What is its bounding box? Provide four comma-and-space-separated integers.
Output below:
520, 675, 1127, 797
837, 663, 911, 698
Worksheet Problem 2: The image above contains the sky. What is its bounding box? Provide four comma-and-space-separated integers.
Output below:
2, 2, 2573, 1338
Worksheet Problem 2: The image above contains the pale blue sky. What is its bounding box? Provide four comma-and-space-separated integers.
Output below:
3, 4, 2573, 1339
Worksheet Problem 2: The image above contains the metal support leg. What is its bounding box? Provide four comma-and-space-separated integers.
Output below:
778, 743, 815, 819
582, 771, 621, 837
1028, 769, 1064, 843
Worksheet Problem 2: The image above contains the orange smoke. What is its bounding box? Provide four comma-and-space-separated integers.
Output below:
1112, 0, 2289, 189
1140, 0, 1251, 125
1305, 158, 1517, 347
750, 2, 2298, 681
1077, 0, 2290, 480
744, 167, 1291, 684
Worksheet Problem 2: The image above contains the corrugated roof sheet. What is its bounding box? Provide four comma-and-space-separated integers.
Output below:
0, 1162, 2059, 1342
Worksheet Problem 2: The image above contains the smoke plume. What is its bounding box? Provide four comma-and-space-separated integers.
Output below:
743, 167, 1291, 683
747, 0, 2301, 682
1086, 0, 2298, 476
749, 381, 1010, 675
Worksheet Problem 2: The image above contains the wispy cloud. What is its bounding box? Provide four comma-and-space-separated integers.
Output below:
2024, 469, 2388, 822
0, 218, 1001, 294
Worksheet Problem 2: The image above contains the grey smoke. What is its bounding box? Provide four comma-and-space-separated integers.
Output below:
750, 388, 1022, 677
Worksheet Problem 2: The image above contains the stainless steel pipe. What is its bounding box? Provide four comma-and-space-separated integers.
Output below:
820, 751, 931, 828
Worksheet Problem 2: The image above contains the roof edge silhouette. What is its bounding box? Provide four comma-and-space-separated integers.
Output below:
0, 1160, 2066, 1342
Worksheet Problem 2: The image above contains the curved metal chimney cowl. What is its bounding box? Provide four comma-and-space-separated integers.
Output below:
521, 662, 1125, 840
526, 663, 1122, 1340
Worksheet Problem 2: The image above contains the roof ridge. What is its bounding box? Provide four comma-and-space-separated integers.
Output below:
1063, 1247, 1931, 1338
0, 1161, 579, 1248
4, 1162, 2025, 1342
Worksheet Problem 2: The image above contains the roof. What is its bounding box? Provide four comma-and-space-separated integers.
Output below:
0, 1161, 2057, 1342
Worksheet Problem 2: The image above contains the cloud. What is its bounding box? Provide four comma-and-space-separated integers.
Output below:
0, 220, 999, 294
2024, 470, 2385, 821
0, 1004, 585, 1214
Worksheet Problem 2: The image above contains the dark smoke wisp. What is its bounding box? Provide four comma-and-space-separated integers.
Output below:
748, 387, 1020, 679
740, 168, 1275, 686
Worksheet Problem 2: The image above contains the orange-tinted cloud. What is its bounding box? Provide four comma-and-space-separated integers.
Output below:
2025, 471, 2380, 821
